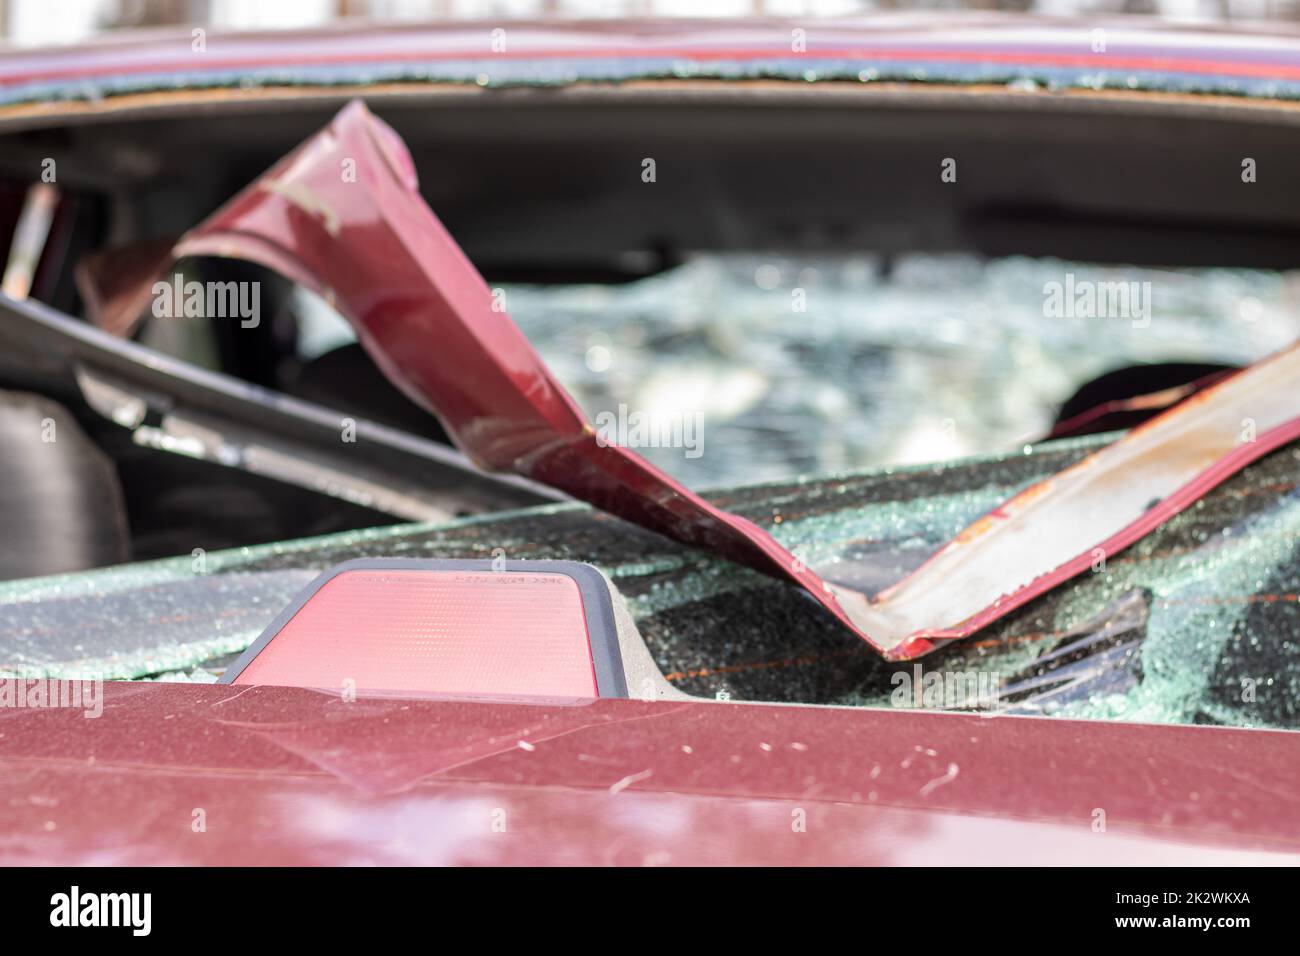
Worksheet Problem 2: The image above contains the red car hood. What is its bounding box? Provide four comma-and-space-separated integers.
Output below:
2, 681, 1297, 865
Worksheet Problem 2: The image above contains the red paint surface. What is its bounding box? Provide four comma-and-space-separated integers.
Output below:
232, 569, 598, 698
1, 682, 1297, 865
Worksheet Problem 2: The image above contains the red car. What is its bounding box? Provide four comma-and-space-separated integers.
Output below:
0, 11, 1298, 882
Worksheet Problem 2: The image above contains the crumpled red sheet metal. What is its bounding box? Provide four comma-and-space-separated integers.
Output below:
88, 100, 1300, 660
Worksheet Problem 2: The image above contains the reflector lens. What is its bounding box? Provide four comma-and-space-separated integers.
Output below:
231, 569, 598, 697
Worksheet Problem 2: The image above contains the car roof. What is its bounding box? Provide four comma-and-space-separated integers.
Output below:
6, 13, 1300, 110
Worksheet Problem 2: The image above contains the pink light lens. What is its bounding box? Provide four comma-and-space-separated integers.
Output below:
231, 569, 599, 697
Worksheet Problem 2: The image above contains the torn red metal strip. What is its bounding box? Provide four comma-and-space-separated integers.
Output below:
92, 100, 1300, 660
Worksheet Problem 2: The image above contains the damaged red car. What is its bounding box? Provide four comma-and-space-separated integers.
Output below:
0, 10, 1298, 880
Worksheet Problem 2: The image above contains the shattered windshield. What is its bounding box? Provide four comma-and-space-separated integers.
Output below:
286, 252, 1300, 480
2, 428, 1297, 729
503, 254, 1300, 485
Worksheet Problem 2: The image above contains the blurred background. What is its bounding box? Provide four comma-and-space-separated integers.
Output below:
5, 0, 1300, 48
